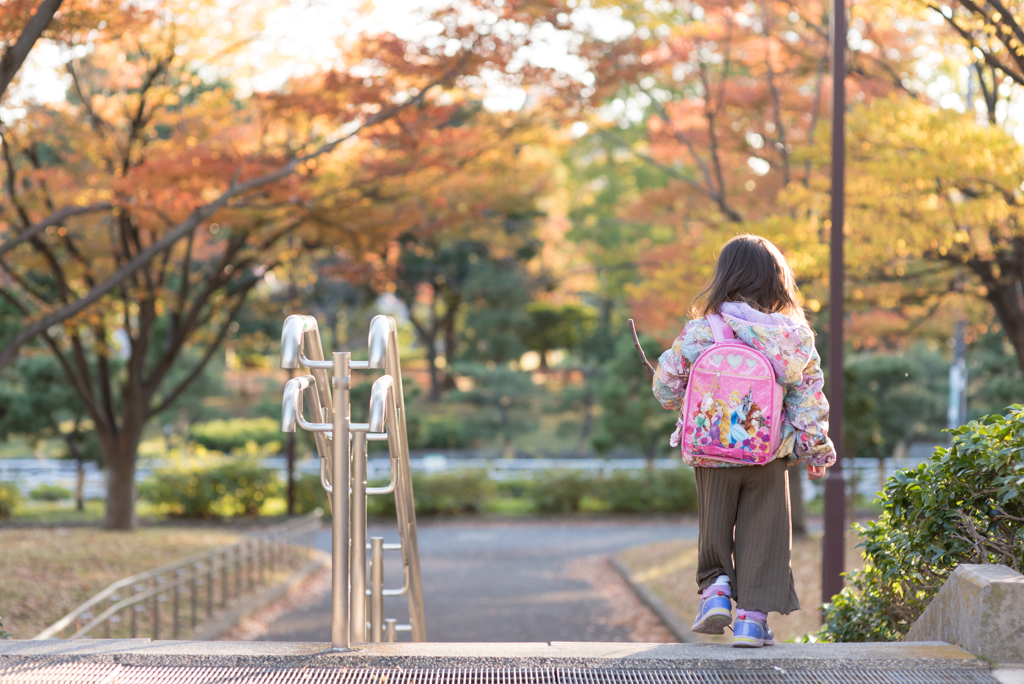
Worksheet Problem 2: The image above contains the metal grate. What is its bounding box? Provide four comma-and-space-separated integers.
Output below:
0, 662, 122, 684
0, 666, 999, 684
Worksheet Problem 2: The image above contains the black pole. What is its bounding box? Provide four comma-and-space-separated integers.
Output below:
823, 0, 847, 606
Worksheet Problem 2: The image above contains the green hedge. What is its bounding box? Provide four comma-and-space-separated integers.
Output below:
0, 482, 19, 519
140, 456, 280, 518
291, 467, 698, 518
598, 469, 698, 513
189, 418, 283, 453
528, 469, 698, 514
814, 405, 1024, 642
29, 483, 72, 501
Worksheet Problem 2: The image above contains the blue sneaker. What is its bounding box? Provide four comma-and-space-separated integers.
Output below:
692, 592, 732, 635
732, 614, 775, 648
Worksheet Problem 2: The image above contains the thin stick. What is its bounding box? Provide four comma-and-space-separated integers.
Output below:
627, 319, 656, 378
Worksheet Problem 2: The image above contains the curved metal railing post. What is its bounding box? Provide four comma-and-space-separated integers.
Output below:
278, 313, 426, 646
370, 537, 384, 642
349, 430, 367, 643
331, 351, 351, 649
381, 317, 427, 642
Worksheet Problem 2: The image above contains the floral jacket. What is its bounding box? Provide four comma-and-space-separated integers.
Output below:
652, 301, 837, 468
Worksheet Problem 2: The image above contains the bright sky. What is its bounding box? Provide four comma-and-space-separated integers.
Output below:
9, 0, 1024, 141
6, 0, 633, 113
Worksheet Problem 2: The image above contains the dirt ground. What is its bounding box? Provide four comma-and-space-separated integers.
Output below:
0, 527, 240, 639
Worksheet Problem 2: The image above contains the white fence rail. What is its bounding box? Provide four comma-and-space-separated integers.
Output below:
1, 444, 946, 504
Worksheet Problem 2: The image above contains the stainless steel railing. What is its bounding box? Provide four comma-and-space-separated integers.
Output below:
281, 313, 426, 648
32, 510, 323, 640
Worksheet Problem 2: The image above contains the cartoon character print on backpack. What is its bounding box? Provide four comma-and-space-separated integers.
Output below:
686, 385, 772, 457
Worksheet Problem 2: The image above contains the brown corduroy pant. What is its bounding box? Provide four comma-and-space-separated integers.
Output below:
694, 457, 801, 615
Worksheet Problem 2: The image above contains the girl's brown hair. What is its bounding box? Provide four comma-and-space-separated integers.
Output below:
693, 234, 807, 325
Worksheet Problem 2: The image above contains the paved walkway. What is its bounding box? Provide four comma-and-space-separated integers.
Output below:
260, 517, 700, 643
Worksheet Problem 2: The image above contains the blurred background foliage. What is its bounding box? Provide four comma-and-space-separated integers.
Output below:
0, 0, 1021, 528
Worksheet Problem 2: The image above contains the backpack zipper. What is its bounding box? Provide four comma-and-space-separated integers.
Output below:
691, 369, 773, 381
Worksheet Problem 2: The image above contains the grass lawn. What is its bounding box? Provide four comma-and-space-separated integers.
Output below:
0, 526, 241, 640
615, 529, 864, 643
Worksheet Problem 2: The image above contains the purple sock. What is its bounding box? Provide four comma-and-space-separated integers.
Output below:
702, 584, 732, 599
736, 608, 767, 622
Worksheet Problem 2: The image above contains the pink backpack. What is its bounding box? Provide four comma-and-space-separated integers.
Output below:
678, 314, 783, 465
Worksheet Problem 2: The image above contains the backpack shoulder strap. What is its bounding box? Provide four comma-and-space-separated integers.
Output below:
707, 313, 735, 343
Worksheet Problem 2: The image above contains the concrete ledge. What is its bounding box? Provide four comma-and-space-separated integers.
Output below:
0, 639, 986, 672
906, 564, 1024, 666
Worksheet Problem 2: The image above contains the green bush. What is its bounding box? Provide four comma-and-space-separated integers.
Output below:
29, 483, 73, 502
0, 482, 20, 519
597, 469, 698, 513
532, 471, 592, 513
140, 455, 280, 518
364, 470, 492, 517
293, 471, 327, 515
412, 470, 493, 515
0, 615, 11, 639
494, 477, 536, 499
190, 417, 283, 453
815, 405, 1024, 642
318, 466, 698, 519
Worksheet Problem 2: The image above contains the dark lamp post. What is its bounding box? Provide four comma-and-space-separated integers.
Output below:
823, 0, 847, 606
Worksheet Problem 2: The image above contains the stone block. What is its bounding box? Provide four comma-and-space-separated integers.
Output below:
906, 563, 1024, 665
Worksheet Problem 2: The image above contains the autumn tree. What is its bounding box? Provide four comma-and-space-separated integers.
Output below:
370, 117, 559, 399
824, 98, 1024, 371
0, 0, 576, 529
564, 0, 925, 337
520, 302, 598, 369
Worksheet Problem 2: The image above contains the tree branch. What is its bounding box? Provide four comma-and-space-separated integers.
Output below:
0, 202, 113, 258
147, 276, 260, 416
0, 0, 65, 101
0, 52, 467, 368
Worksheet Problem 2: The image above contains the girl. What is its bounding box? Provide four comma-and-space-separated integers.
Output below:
652, 234, 836, 648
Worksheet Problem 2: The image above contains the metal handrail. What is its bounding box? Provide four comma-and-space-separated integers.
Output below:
280, 313, 426, 648
33, 510, 323, 640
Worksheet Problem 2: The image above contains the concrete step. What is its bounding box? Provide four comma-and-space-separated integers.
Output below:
0, 639, 999, 683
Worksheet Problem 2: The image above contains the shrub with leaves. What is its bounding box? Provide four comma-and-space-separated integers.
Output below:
189, 418, 283, 453
0, 481, 20, 519
140, 454, 280, 518
29, 483, 73, 502
0, 615, 11, 639
293, 471, 329, 516
597, 469, 698, 513
531, 470, 592, 513
411, 471, 494, 516
816, 405, 1024, 642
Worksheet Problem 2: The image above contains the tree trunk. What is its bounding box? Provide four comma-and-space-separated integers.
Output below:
789, 465, 807, 538
972, 255, 1024, 373
63, 434, 87, 512
105, 446, 138, 530
286, 431, 296, 516
428, 356, 442, 401
578, 380, 594, 457
500, 406, 513, 458
442, 301, 458, 391
76, 458, 85, 512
